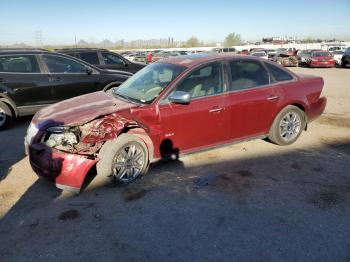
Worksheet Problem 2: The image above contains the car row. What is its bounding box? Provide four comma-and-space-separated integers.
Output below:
24, 53, 327, 191
0, 49, 132, 130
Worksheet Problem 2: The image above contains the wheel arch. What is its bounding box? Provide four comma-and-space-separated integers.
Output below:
124, 127, 155, 162
103, 81, 123, 91
269, 102, 308, 133
0, 94, 18, 117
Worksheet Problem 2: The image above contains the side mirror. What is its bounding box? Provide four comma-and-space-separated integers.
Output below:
85, 67, 93, 75
168, 91, 191, 104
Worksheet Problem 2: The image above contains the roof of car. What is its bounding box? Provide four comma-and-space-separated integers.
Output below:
0, 48, 50, 54
157, 53, 258, 68
55, 48, 109, 52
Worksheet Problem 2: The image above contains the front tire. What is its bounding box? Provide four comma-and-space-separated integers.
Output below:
0, 101, 13, 131
268, 105, 305, 146
96, 134, 149, 185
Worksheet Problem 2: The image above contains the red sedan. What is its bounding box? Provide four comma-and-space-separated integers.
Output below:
307, 51, 336, 68
25, 54, 326, 191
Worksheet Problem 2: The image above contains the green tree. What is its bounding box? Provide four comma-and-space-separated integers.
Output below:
186, 36, 200, 47
224, 33, 242, 47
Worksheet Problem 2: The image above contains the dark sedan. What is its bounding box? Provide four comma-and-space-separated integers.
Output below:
56, 48, 146, 74
0, 49, 131, 130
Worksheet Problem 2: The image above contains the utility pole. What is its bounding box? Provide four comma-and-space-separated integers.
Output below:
75, 36, 77, 48
34, 31, 43, 47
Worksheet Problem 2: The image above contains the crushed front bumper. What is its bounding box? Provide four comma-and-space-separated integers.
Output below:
27, 143, 98, 191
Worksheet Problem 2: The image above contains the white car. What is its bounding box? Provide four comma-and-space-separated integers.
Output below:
250, 51, 268, 60
331, 50, 344, 66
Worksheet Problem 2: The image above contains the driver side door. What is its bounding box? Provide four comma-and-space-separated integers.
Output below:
158, 62, 231, 154
41, 54, 100, 102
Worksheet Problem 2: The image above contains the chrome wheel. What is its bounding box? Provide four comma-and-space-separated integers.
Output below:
279, 112, 301, 142
0, 107, 6, 127
112, 143, 145, 183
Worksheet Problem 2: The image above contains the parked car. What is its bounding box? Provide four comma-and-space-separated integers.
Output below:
122, 52, 136, 62
56, 48, 146, 74
331, 50, 344, 66
296, 49, 311, 65
25, 54, 327, 191
307, 51, 335, 68
341, 47, 350, 67
133, 52, 147, 63
211, 48, 236, 53
265, 49, 276, 60
250, 51, 268, 59
0, 49, 131, 130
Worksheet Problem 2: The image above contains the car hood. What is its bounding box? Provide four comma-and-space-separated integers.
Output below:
32, 91, 139, 129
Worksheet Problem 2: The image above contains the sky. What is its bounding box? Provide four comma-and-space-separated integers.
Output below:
0, 0, 349, 45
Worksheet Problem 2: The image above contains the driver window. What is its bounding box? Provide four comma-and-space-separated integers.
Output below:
42, 55, 87, 73
174, 63, 223, 99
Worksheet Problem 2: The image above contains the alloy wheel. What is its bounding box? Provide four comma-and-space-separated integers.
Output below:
112, 143, 145, 183
279, 112, 301, 142
0, 107, 6, 127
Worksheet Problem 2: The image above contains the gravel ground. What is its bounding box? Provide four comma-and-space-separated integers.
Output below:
0, 67, 349, 262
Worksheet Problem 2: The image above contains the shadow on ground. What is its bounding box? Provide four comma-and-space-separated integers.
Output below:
0, 137, 349, 261
0, 116, 32, 181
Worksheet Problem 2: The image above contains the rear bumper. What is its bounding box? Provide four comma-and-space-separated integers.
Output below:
307, 97, 327, 123
28, 143, 97, 190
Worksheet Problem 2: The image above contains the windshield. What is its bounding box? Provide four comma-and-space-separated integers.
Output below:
114, 63, 186, 104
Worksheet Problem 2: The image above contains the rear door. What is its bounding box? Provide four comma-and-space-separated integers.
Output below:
226, 58, 280, 139
158, 62, 231, 153
41, 54, 101, 102
0, 54, 52, 107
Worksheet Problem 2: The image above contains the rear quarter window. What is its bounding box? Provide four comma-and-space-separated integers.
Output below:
264, 62, 293, 82
229, 59, 270, 91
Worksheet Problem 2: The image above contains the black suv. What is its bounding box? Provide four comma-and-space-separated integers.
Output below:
341, 47, 350, 67
56, 48, 146, 74
0, 49, 131, 130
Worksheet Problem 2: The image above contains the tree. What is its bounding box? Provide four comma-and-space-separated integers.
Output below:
224, 33, 242, 47
186, 36, 200, 47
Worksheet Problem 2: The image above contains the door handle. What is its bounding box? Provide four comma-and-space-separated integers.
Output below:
209, 107, 224, 113
267, 95, 279, 101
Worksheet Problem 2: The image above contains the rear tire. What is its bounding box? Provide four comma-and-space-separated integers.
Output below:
268, 105, 305, 146
96, 134, 149, 185
0, 101, 13, 131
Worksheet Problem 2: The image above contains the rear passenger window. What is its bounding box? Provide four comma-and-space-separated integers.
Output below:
79, 52, 99, 64
229, 59, 269, 91
42, 55, 87, 73
265, 62, 293, 82
0, 55, 40, 73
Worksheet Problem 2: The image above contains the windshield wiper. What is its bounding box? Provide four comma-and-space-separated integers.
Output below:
115, 92, 142, 104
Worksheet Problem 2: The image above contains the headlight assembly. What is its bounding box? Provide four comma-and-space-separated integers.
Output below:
45, 126, 79, 149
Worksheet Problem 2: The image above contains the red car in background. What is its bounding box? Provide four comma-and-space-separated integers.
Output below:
307, 51, 336, 68
25, 54, 326, 192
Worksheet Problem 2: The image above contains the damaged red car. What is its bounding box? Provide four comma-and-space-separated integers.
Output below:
25, 54, 327, 191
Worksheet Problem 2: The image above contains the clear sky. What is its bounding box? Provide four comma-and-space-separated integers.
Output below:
0, 0, 349, 45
